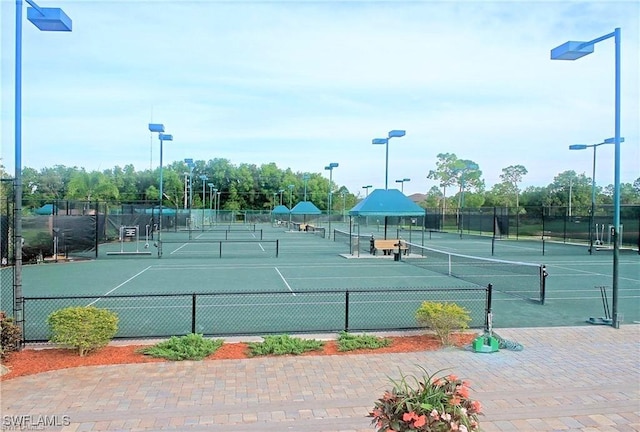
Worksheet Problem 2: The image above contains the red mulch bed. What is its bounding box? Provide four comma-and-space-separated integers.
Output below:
1, 333, 477, 381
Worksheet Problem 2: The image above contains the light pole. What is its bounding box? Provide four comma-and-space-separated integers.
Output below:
183, 172, 189, 209
13, 0, 71, 335
569, 137, 622, 254
341, 191, 346, 222
372, 130, 406, 190
149, 124, 173, 257
272, 192, 277, 210
395, 178, 411, 193
199, 175, 208, 230
208, 183, 215, 210
288, 184, 294, 226
279, 189, 285, 206
362, 185, 372, 197
303, 174, 310, 201
216, 191, 221, 223
552, 28, 622, 328
184, 158, 194, 208
324, 163, 339, 237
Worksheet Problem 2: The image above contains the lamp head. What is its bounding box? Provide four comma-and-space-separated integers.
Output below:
149, 123, 165, 133
604, 137, 624, 144
159, 133, 173, 141
362, 185, 372, 188
27, 7, 72, 31
569, 144, 588, 150
372, 138, 387, 145
199, 175, 208, 180
550, 41, 594, 60
388, 130, 406, 138
208, 183, 214, 188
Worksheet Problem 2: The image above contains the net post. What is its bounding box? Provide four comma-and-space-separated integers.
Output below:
276, 239, 279, 258
485, 284, 493, 333
542, 210, 546, 256
491, 206, 496, 256
344, 290, 350, 332
219, 241, 222, 258
191, 293, 197, 334
540, 265, 547, 305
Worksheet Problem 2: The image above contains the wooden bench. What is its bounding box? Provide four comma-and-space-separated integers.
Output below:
372, 239, 408, 256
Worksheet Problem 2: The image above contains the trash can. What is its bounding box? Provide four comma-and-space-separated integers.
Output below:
393, 252, 400, 261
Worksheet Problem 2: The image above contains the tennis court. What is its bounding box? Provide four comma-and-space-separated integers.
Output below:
13, 223, 640, 341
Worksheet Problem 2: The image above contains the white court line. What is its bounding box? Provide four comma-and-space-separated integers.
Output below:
170, 243, 190, 255
551, 264, 640, 283
275, 267, 295, 296
87, 265, 152, 306
258, 243, 265, 251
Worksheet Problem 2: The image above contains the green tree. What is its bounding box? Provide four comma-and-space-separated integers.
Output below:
67, 170, 119, 202
499, 165, 528, 208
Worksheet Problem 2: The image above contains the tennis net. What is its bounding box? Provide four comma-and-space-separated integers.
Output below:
404, 241, 546, 303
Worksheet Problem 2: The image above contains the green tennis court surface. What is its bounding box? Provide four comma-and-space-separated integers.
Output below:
14, 223, 640, 341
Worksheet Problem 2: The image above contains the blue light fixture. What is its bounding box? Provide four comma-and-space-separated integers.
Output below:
14, 0, 72, 332
551, 28, 623, 328
372, 130, 406, 189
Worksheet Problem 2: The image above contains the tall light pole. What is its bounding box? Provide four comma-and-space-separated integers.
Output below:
13, 0, 71, 330
552, 28, 622, 328
149, 124, 173, 257
199, 175, 208, 230
288, 184, 294, 208
272, 192, 277, 210
341, 191, 346, 222
324, 163, 339, 237
395, 178, 411, 193
184, 158, 194, 208
278, 189, 285, 206
372, 130, 406, 190
216, 191, 221, 223
288, 184, 294, 226
208, 183, 215, 210
183, 172, 189, 209
212, 188, 218, 223
569, 137, 622, 254
362, 185, 373, 197
303, 174, 310, 201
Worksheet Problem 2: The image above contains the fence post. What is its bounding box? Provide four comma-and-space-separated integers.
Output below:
344, 290, 350, 332
192, 293, 197, 334
276, 239, 279, 258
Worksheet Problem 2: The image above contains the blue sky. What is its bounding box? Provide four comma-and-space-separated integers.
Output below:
1, 0, 638, 196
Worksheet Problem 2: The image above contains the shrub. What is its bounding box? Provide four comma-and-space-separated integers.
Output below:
47, 306, 118, 356
0, 312, 22, 359
247, 334, 324, 357
138, 333, 223, 361
415, 302, 471, 346
337, 331, 391, 352
370, 367, 482, 432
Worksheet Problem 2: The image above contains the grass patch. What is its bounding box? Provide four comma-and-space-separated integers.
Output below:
247, 334, 324, 357
138, 333, 223, 361
337, 331, 391, 352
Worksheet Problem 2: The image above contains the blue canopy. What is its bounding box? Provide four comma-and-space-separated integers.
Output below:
349, 189, 425, 217
271, 205, 290, 215
290, 201, 322, 215
34, 203, 56, 215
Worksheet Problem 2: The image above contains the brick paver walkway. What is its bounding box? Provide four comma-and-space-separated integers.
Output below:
1, 326, 639, 431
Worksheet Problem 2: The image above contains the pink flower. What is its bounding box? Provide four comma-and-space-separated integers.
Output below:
413, 415, 427, 428
430, 409, 440, 420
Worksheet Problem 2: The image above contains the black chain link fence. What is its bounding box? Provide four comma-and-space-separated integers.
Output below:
21, 286, 490, 342
1, 179, 14, 315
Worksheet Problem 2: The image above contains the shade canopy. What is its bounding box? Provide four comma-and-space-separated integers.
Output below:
290, 201, 322, 215
349, 189, 424, 217
271, 205, 290, 215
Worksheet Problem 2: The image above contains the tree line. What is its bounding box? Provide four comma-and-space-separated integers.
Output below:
1, 154, 638, 213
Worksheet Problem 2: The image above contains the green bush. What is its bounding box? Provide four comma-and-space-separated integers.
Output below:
415, 302, 471, 346
138, 333, 223, 361
1, 312, 22, 359
247, 334, 324, 357
47, 306, 118, 356
337, 331, 391, 352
